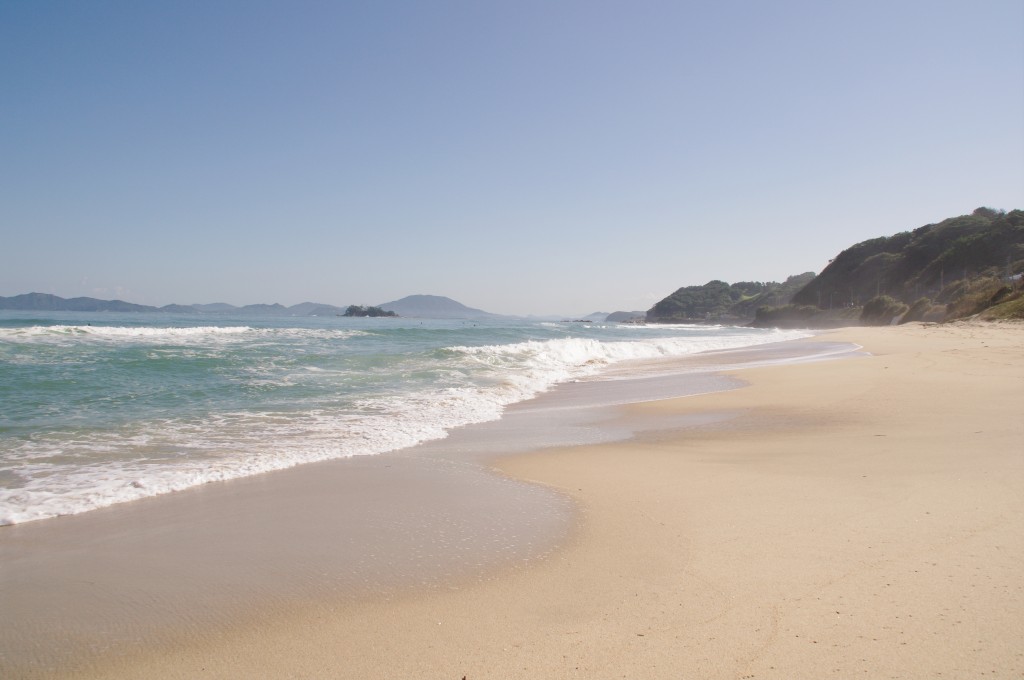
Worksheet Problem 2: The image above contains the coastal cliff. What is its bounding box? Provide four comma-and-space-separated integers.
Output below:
646, 208, 1023, 327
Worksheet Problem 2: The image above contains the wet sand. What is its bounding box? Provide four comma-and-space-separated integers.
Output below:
1, 337, 828, 677
3, 323, 1022, 678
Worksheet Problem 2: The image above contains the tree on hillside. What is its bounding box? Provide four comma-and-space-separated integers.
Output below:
343, 305, 397, 317
792, 208, 1024, 309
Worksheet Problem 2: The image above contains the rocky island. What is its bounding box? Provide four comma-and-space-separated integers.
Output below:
342, 305, 397, 318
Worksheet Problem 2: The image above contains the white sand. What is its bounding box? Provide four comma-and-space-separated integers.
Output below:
7, 322, 1023, 679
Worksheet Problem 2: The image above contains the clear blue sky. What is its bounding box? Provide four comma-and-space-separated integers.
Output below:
2, 1, 1022, 316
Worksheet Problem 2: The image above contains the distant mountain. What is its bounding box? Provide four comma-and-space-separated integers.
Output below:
191, 303, 238, 313
0, 293, 159, 313
0, 294, 347, 316
287, 302, 345, 316
0, 293, 506, 319
238, 303, 288, 315
605, 311, 648, 322
378, 295, 498, 319
12, 208, 1022, 327
158, 304, 200, 314
188, 302, 346, 315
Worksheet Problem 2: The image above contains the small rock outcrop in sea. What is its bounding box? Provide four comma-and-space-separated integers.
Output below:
342, 305, 398, 318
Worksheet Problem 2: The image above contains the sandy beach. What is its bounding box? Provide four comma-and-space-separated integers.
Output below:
3, 322, 1023, 679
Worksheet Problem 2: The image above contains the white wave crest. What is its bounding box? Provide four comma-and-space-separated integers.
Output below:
450, 327, 809, 379
0, 325, 366, 345
0, 325, 809, 525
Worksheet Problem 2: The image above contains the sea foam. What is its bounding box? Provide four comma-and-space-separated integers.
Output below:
0, 318, 809, 525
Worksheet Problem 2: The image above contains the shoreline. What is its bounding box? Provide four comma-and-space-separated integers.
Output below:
0, 323, 813, 528
4, 323, 1023, 678
2, 335, 823, 676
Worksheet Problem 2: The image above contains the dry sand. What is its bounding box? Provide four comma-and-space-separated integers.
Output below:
12, 322, 1024, 678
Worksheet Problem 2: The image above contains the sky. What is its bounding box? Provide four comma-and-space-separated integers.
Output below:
2, 1, 1022, 316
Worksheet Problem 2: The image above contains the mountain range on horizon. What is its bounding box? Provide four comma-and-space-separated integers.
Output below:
4, 208, 1021, 324
0, 293, 510, 320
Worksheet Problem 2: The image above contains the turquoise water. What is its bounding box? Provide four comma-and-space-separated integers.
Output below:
0, 311, 808, 524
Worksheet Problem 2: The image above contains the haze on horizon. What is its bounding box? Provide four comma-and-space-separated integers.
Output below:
2, 2, 1022, 317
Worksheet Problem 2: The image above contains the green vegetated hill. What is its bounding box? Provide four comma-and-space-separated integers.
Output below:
764, 207, 1024, 326
646, 273, 816, 323
647, 208, 1024, 327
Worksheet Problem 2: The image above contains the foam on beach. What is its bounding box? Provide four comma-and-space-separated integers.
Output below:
1, 319, 810, 525
0, 327, 842, 678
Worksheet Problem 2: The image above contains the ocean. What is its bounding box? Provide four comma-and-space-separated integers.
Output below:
0, 311, 809, 526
